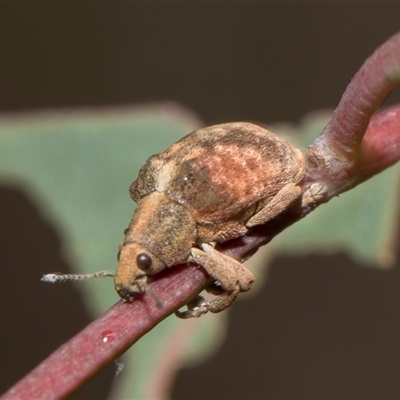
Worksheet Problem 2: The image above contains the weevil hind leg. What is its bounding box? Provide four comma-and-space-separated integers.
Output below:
175, 243, 254, 318
246, 183, 301, 227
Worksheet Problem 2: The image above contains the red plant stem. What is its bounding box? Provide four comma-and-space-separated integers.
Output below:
306, 31, 400, 192
359, 104, 400, 180
1, 265, 211, 400
2, 33, 400, 400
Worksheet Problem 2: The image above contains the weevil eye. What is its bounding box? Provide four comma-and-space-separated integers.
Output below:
136, 253, 153, 272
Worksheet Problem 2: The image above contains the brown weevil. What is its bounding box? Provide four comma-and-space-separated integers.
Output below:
114, 122, 305, 318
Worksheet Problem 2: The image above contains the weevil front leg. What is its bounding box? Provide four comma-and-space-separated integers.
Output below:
175, 287, 241, 319
175, 243, 254, 318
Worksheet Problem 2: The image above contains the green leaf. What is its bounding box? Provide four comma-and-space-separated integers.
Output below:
1, 107, 398, 399
0, 104, 227, 399
0, 105, 201, 312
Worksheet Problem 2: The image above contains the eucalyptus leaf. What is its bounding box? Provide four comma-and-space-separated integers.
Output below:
0, 105, 227, 399
1, 106, 398, 400
0, 105, 202, 312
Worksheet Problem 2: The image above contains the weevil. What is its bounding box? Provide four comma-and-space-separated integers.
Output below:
114, 122, 305, 318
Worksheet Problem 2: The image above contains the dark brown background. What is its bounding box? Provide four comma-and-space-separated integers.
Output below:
1, 3, 399, 399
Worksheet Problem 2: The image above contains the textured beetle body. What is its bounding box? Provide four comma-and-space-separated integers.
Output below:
115, 122, 305, 317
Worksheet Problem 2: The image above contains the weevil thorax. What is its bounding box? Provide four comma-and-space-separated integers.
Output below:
114, 190, 197, 302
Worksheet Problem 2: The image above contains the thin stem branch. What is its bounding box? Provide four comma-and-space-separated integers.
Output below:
2, 265, 211, 400
305, 31, 400, 197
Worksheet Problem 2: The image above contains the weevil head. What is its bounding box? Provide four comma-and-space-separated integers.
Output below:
114, 242, 166, 302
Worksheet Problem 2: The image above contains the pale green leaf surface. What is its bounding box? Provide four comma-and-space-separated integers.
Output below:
0, 105, 202, 312
1, 107, 398, 400
0, 105, 226, 399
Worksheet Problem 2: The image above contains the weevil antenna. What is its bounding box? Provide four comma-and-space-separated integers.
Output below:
144, 284, 164, 309
41, 271, 114, 283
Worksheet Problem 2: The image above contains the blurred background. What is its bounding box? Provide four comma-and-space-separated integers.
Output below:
1, 3, 399, 399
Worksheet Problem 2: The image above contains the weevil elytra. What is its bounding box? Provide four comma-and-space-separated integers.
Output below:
114, 122, 305, 318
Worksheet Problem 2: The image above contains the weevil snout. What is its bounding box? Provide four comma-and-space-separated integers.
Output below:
115, 284, 140, 302
114, 268, 147, 303
114, 242, 165, 302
